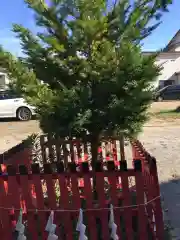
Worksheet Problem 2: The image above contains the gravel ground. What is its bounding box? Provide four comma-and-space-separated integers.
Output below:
0, 119, 41, 153
140, 122, 180, 239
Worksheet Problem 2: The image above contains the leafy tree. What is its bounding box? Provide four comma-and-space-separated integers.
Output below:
0, 0, 171, 164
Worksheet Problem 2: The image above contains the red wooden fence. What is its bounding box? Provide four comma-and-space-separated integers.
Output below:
131, 140, 164, 240
0, 153, 164, 239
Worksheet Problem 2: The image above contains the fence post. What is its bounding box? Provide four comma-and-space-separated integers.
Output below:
134, 160, 148, 240
150, 157, 164, 240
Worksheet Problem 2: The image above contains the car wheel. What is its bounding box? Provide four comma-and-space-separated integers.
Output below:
17, 107, 32, 121
157, 96, 163, 102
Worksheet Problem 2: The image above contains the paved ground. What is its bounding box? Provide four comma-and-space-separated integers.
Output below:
0, 119, 40, 153
140, 124, 180, 239
0, 101, 180, 237
149, 100, 180, 113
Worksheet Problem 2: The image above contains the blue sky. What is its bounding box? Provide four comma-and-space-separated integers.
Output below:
0, 0, 179, 56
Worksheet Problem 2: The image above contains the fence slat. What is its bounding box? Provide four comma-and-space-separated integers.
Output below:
0, 174, 12, 240
151, 158, 164, 239
57, 162, 74, 240
19, 165, 39, 240
69, 163, 81, 210
31, 164, 47, 239
107, 162, 123, 239
134, 160, 148, 240
6, 165, 21, 229
121, 171, 133, 240
43, 164, 57, 209
95, 163, 110, 240
82, 162, 98, 240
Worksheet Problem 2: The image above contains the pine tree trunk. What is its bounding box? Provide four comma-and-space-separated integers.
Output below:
91, 134, 99, 168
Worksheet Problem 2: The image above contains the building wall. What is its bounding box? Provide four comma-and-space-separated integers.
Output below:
174, 46, 180, 52
0, 72, 9, 89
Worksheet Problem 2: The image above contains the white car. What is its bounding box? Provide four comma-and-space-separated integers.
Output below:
0, 90, 36, 121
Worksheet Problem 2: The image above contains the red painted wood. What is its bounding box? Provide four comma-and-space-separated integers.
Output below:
70, 173, 83, 237
121, 172, 133, 240
0, 138, 164, 240
32, 174, 47, 239
151, 162, 164, 239
44, 172, 58, 236
95, 172, 110, 240
44, 175, 57, 209
0, 176, 12, 240
7, 175, 21, 228
83, 173, 98, 240
58, 174, 73, 240
144, 170, 153, 221
71, 174, 81, 210
135, 171, 148, 240
19, 173, 39, 239
108, 171, 123, 239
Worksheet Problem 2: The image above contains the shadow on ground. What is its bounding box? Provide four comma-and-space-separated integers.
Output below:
0, 115, 37, 122
160, 177, 180, 239
175, 106, 180, 112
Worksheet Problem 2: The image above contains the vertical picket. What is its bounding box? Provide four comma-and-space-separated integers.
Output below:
68, 163, 81, 209
121, 161, 133, 240
43, 163, 59, 237
68, 162, 83, 238
19, 165, 39, 240
31, 163, 48, 239
0, 174, 12, 240
6, 165, 21, 228
56, 162, 74, 240
43, 164, 57, 209
134, 160, 148, 240
81, 162, 98, 240
95, 162, 110, 240
107, 161, 123, 239
150, 157, 164, 239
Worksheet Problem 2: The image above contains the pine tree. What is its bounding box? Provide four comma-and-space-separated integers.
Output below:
0, 0, 171, 164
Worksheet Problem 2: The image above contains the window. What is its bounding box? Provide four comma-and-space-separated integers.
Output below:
167, 85, 180, 91
0, 91, 20, 100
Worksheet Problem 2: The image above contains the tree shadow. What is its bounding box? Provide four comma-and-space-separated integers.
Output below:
160, 177, 180, 239
0, 115, 37, 122
174, 106, 180, 112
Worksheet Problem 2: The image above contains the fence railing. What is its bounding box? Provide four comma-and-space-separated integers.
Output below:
39, 135, 126, 165
0, 161, 163, 239
0, 137, 164, 239
131, 140, 164, 240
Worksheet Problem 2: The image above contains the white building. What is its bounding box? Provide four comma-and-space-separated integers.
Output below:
143, 30, 180, 88
0, 69, 9, 90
